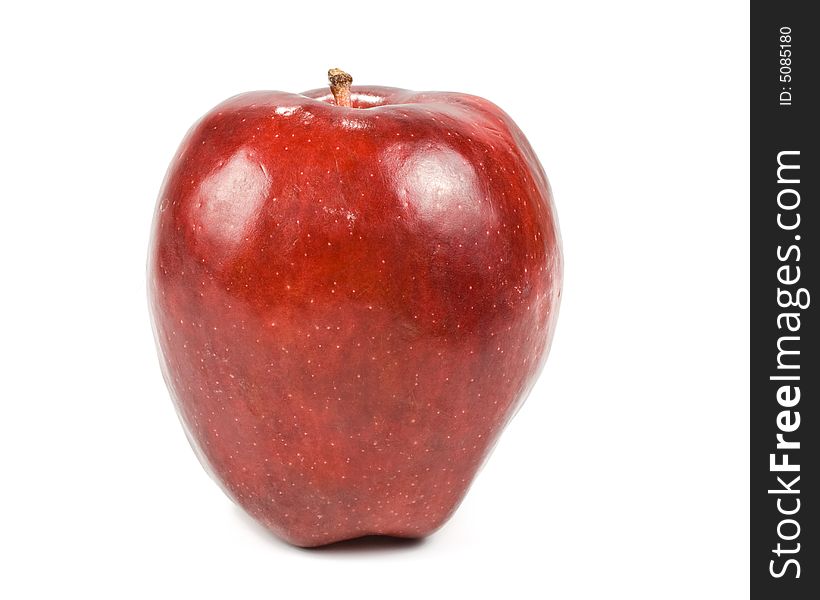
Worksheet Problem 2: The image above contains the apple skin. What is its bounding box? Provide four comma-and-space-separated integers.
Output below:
148, 85, 562, 547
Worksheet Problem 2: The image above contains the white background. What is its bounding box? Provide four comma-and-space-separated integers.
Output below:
0, 1, 749, 598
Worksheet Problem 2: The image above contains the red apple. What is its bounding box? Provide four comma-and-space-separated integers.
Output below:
148, 69, 562, 547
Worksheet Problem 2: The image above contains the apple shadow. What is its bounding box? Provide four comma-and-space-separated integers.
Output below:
303, 534, 426, 555
231, 505, 427, 555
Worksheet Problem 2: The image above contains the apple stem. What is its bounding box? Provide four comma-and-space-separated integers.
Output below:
328, 68, 353, 108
